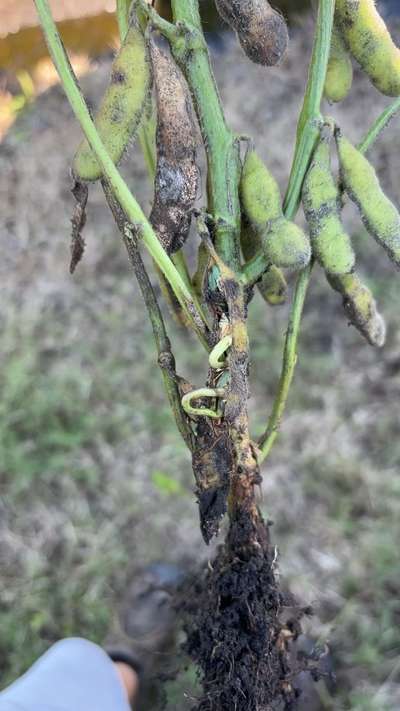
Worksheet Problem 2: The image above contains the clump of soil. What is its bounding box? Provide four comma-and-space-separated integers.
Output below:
179, 507, 313, 711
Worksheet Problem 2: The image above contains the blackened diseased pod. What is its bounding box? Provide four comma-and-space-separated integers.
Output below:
241, 217, 287, 305
215, 0, 288, 66
328, 272, 386, 347
302, 135, 355, 275
73, 20, 152, 181
70, 179, 88, 273
335, 0, 400, 96
149, 44, 198, 255
324, 25, 353, 103
240, 149, 311, 270
336, 131, 400, 268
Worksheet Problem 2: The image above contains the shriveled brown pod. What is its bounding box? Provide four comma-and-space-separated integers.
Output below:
149, 43, 199, 255
215, 0, 288, 66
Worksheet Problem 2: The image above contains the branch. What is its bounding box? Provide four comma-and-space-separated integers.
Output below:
257, 263, 312, 464
358, 97, 400, 155
103, 181, 195, 450
116, 0, 130, 40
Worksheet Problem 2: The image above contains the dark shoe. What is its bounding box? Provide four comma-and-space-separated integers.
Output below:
106, 563, 185, 709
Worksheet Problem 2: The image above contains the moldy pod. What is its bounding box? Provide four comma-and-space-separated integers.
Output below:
335, 0, 400, 96
149, 43, 199, 255
73, 20, 152, 181
336, 131, 400, 268
302, 136, 355, 275
215, 0, 289, 66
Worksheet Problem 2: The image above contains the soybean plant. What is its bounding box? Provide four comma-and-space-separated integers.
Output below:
34, 0, 400, 708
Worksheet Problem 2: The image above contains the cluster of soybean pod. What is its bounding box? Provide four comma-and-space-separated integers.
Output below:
72, 0, 400, 354
36, 0, 400, 526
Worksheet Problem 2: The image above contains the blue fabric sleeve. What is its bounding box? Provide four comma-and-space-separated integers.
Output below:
0, 638, 131, 711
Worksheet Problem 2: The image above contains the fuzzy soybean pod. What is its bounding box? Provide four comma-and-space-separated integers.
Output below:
240, 150, 311, 271
73, 21, 152, 182
302, 137, 355, 275
327, 272, 386, 347
241, 217, 287, 305
215, 0, 288, 66
149, 44, 198, 255
335, 0, 400, 96
324, 25, 353, 103
336, 132, 400, 268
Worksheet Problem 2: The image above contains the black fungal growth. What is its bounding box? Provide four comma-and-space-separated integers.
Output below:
150, 43, 199, 255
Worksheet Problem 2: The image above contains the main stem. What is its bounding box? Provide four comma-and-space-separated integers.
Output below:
258, 0, 335, 463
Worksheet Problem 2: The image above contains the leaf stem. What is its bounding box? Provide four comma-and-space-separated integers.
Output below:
358, 97, 400, 155
103, 181, 194, 450
34, 0, 210, 349
116, 0, 130, 40
257, 263, 312, 464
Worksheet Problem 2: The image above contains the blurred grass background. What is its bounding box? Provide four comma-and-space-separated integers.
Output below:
1, 1, 400, 708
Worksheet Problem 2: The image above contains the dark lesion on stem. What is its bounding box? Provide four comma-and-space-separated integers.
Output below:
199, 222, 263, 550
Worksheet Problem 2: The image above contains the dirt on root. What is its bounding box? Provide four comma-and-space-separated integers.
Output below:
180, 509, 316, 711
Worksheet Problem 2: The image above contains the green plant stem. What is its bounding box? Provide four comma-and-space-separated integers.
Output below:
258, 0, 335, 464
257, 263, 312, 463
116, 0, 130, 39
358, 97, 400, 155
241, 252, 271, 287
284, 0, 335, 218
150, 0, 242, 271
34, 0, 210, 350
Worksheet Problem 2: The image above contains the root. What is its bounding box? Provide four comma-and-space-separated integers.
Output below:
181, 506, 310, 711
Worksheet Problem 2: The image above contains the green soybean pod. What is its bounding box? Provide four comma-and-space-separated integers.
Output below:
240, 149, 282, 230
215, 0, 288, 67
335, 0, 400, 96
240, 217, 287, 305
263, 217, 311, 271
324, 25, 353, 103
302, 136, 355, 275
240, 149, 311, 270
327, 271, 386, 347
336, 131, 400, 268
73, 20, 152, 181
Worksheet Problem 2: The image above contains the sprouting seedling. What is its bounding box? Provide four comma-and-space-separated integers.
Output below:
209, 335, 233, 370
324, 24, 353, 103
73, 18, 152, 181
240, 149, 311, 270
302, 127, 355, 275
336, 129, 400, 268
149, 42, 199, 255
181, 387, 227, 419
335, 0, 400, 97
215, 0, 289, 66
